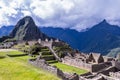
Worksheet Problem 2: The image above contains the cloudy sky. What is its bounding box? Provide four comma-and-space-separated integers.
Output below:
0, 0, 120, 31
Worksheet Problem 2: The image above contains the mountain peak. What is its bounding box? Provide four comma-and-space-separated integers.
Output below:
22, 16, 34, 23
15, 16, 35, 28
99, 19, 109, 25
24, 16, 33, 19
10, 16, 48, 41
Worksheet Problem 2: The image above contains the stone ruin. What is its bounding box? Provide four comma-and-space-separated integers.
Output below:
0, 42, 16, 49
27, 38, 120, 80
62, 52, 120, 80
29, 57, 79, 80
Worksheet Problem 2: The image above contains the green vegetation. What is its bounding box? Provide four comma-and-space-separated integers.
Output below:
29, 44, 41, 55
7, 51, 25, 55
107, 48, 120, 57
13, 44, 31, 53
51, 62, 88, 75
53, 45, 73, 58
0, 52, 6, 57
0, 50, 60, 80
0, 50, 26, 57
40, 47, 57, 64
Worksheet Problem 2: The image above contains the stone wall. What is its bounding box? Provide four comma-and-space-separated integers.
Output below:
114, 61, 120, 70
100, 74, 117, 80
109, 72, 120, 79
91, 62, 112, 72
98, 66, 116, 75
62, 56, 113, 73
62, 56, 92, 71
28, 57, 120, 80
29, 58, 79, 80
40, 41, 52, 47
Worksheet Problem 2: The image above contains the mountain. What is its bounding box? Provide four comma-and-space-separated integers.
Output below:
0, 26, 13, 37
10, 16, 49, 41
41, 20, 120, 55
40, 27, 81, 49
1, 19, 120, 56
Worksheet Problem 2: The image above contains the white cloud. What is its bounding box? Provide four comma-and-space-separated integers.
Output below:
0, 0, 120, 31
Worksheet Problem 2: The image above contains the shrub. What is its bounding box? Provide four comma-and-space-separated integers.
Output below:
25, 41, 29, 45
29, 44, 41, 55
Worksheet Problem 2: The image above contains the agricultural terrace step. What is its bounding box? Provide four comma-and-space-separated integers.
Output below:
41, 55, 54, 57
41, 49, 49, 51
41, 52, 52, 55
41, 51, 51, 53
53, 47, 60, 50
42, 56, 55, 61
47, 60, 58, 64
41, 55, 55, 58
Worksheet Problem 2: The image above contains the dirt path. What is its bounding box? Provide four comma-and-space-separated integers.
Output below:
0, 49, 17, 52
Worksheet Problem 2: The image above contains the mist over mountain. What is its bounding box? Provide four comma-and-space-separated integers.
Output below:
1, 20, 120, 56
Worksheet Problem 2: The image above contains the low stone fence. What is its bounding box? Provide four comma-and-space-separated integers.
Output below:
29, 58, 79, 80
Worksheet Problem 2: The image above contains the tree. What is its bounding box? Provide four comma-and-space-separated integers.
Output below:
29, 44, 41, 55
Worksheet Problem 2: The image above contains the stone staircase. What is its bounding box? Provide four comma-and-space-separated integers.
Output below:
41, 47, 58, 64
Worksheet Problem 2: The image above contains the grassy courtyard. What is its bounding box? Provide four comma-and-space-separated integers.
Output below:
51, 62, 88, 75
0, 50, 60, 80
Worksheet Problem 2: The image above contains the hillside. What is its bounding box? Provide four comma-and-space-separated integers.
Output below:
41, 20, 120, 55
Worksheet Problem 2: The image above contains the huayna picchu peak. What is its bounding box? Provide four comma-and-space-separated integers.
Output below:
10, 16, 49, 41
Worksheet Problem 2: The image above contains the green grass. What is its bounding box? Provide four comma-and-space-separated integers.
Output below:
7, 51, 25, 55
0, 50, 25, 56
0, 52, 6, 57
0, 50, 60, 80
51, 62, 88, 75
14, 56, 31, 62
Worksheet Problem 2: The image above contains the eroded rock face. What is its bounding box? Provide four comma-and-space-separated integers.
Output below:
10, 16, 48, 41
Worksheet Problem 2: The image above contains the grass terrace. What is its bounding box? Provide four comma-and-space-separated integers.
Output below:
51, 62, 88, 75
7, 50, 25, 55
0, 52, 6, 57
0, 49, 60, 80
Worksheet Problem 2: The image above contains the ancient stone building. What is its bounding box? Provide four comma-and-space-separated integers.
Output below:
88, 53, 104, 64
